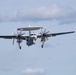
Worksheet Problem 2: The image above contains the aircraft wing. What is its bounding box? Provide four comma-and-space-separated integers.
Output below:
0, 35, 26, 40
37, 31, 75, 38
0, 35, 16, 39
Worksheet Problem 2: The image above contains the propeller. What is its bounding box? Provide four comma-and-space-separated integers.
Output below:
12, 31, 25, 45
40, 28, 50, 41
17, 30, 25, 36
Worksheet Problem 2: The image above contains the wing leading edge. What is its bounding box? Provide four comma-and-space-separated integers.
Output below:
49, 31, 75, 37
0, 35, 27, 40
0, 35, 16, 39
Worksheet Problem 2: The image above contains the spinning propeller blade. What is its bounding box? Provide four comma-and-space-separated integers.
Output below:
40, 28, 50, 41
12, 31, 25, 45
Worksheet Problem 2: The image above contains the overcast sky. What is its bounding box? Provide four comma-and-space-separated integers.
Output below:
0, 0, 76, 75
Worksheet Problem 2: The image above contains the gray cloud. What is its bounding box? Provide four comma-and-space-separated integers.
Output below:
12, 5, 66, 21
0, 5, 76, 24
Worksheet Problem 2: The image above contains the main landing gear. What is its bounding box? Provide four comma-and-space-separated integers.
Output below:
19, 46, 21, 49
41, 44, 43, 48
41, 41, 44, 48
18, 42, 22, 49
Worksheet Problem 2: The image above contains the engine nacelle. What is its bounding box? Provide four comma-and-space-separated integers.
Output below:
41, 37, 46, 42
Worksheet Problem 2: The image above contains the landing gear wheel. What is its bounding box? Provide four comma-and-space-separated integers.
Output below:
19, 46, 21, 49
41, 45, 43, 48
